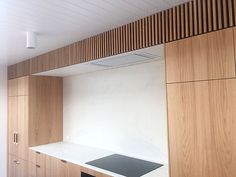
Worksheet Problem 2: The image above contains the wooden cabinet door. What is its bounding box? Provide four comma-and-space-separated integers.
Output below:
15, 158, 28, 177
167, 79, 236, 177
8, 97, 18, 156
28, 150, 46, 177
45, 155, 68, 177
165, 28, 235, 83
28, 163, 45, 177
16, 96, 28, 160
8, 77, 28, 96
68, 163, 81, 177
8, 79, 18, 97
8, 155, 28, 177
8, 155, 16, 177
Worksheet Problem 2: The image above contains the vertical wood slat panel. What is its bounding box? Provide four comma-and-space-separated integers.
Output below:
185, 3, 189, 37
198, 0, 203, 34
234, 0, 236, 25
212, 0, 218, 30
218, 0, 223, 29
8, 0, 236, 78
228, 0, 234, 27
207, 0, 213, 31
162, 11, 166, 43
189, 1, 194, 36
222, 0, 228, 28
177, 6, 181, 39
202, 0, 208, 33
181, 4, 185, 39
173, 7, 177, 40
169, 9, 173, 41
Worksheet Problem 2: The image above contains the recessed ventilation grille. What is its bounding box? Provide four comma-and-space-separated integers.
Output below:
90, 53, 160, 68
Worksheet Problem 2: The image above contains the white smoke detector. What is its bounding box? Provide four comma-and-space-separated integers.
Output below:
26, 32, 37, 49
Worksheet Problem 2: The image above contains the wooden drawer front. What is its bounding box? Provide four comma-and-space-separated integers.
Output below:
165, 28, 235, 83
28, 150, 45, 166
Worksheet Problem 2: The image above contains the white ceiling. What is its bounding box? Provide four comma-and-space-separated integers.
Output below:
0, 0, 190, 65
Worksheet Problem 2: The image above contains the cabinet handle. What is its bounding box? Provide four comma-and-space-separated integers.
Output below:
13, 160, 20, 165
13, 132, 16, 144
36, 165, 40, 168
61, 160, 67, 163
15, 132, 18, 144
36, 151, 41, 154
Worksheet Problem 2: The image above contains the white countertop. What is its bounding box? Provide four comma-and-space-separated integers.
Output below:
30, 142, 169, 177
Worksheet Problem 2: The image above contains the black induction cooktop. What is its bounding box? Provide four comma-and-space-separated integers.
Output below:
86, 154, 163, 177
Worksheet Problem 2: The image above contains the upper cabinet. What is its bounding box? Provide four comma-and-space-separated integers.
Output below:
165, 28, 236, 83
8, 77, 29, 96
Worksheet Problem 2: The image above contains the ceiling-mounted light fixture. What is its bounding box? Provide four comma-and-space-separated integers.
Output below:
26, 31, 37, 49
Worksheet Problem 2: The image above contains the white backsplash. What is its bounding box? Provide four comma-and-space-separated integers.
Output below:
63, 60, 168, 164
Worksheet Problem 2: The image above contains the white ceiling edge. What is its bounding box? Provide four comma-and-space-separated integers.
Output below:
35, 44, 164, 77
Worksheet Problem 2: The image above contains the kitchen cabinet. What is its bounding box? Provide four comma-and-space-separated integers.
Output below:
28, 150, 46, 177
32, 152, 113, 177
68, 162, 81, 177
8, 155, 28, 177
8, 76, 28, 96
8, 96, 28, 160
167, 79, 236, 177
8, 76, 63, 177
165, 28, 235, 83
45, 155, 68, 177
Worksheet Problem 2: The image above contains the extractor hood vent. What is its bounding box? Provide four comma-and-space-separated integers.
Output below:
90, 53, 161, 68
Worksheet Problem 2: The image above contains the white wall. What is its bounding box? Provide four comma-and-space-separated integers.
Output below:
0, 65, 7, 177
63, 60, 168, 164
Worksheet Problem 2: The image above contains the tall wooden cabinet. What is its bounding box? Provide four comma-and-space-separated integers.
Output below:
165, 27, 236, 177
167, 80, 236, 177
8, 76, 63, 177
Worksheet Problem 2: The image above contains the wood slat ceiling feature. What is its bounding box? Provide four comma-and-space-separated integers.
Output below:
8, 0, 236, 79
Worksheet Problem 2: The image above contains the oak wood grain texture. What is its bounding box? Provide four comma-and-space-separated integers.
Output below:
8, 60, 30, 80
17, 96, 29, 161
8, 97, 18, 158
8, 77, 28, 96
8, 0, 236, 79
45, 155, 69, 177
28, 149, 46, 166
167, 79, 236, 177
8, 155, 16, 177
28, 150, 46, 177
8, 155, 28, 177
234, 27, 236, 66
28, 76, 63, 147
165, 28, 235, 83
8, 96, 29, 161
68, 162, 81, 177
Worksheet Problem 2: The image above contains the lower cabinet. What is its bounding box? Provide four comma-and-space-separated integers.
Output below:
45, 155, 68, 177
8, 155, 28, 177
28, 150, 112, 177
